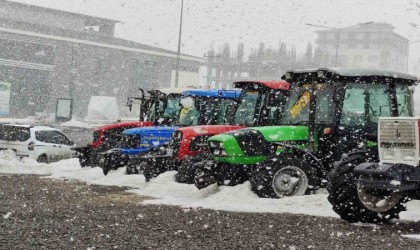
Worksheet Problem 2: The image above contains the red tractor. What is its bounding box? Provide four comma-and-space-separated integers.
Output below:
138, 80, 291, 182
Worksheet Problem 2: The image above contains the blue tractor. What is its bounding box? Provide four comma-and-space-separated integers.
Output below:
100, 89, 241, 175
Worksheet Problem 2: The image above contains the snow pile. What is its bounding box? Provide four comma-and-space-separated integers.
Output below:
60, 119, 93, 128
0, 117, 39, 125
0, 150, 80, 175
1, 152, 420, 222
402, 235, 420, 241
128, 172, 336, 218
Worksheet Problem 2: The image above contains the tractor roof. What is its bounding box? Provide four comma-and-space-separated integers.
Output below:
182, 89, 241, 99
155, 88, 191, 95
94, 121, 144, 132
233, 80, 290, 90
283, 67, 419, 83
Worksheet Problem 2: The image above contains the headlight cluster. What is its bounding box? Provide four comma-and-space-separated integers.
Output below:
209, 141, 227, 156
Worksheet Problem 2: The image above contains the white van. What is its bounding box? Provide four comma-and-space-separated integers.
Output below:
0, 124, 75, 163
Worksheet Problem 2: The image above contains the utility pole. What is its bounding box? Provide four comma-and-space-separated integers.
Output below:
174, 0, 184, 88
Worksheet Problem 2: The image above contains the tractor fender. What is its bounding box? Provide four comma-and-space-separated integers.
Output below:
271, 143, 327, 179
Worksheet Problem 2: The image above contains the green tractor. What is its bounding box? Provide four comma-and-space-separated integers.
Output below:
197, 68, 416, 198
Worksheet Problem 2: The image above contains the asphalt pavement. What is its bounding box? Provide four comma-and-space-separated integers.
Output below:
1, 175, 420, 249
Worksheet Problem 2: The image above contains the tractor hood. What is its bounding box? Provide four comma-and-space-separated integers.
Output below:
208, 126, 308, 163
120, 126, 179, 155
177, 125, 245, 138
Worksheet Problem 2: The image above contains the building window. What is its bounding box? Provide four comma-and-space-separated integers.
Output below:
339, 43, 347, 49
327, 33, 336, 39
339, 55, 348, 66
363, 43, 370, 49
326, 43, 335, 50
356, 33, 365, 40
354, 55, 363, 66
370, 43, 380, 50
356, 43, 363, 49
369, 55, 378, 63
371, 33, 379, 40
340, 33, 349, 40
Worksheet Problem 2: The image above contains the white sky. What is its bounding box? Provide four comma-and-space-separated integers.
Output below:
10, 0, 420, 67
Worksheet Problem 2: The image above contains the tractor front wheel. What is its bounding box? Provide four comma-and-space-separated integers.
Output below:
250, 153, 318, 198
327, 150, 405, 223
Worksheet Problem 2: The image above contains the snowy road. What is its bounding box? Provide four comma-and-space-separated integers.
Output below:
1, 151, 420, 248
1, 174, 420, 249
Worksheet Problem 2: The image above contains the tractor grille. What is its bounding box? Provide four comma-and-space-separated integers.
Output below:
379, 120, 416, 149
119, 134, 140, 149
379, 119, 417, 165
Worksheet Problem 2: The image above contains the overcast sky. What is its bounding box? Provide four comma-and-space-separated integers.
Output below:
11, 0, 420, 66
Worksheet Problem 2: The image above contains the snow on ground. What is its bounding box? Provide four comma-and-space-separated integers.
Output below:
60, 119, 94, 129
0, 117, 41, 125
402, 235, 420, 241
1, 152, 420, 222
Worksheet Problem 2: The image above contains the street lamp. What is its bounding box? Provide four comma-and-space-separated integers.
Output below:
306, 22, 373, 66
174, 0, 184, 88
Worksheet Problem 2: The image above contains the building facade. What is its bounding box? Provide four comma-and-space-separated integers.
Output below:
0, 0, 203, 118
314, 23, 408, 72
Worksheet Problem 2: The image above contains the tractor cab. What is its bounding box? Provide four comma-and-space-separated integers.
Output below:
280, 68, 415, 162
230, 81, 290, 126
249, 68, 416, 198
169, 80, 291, 183
102, 89, 242, 175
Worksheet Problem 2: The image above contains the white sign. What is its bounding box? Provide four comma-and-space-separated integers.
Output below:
0, 82, 11, 116
56, 99, 72, 119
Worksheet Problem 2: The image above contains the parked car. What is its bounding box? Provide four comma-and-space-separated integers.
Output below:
0, 124, 75, 163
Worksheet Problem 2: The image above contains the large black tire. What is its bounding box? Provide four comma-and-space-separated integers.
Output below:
327, 150, 405, 223
250, 153, 319, 198
125, 166, 138, 175
102, 166, 110, 176
194, 161, 217, 189
176, 154, 210, 184
142, 161, 164, 182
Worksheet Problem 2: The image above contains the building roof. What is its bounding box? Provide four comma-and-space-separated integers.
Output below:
3, 0, 119, 24
0, 17, 205, 62
314, 22, 409, 42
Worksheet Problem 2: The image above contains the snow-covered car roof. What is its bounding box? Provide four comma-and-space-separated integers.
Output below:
31, 126, 61, 132
0, 124, 60, 131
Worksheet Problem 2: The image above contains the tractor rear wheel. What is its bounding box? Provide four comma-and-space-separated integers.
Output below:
250, 153, 318, 198
327, 150, 405, 223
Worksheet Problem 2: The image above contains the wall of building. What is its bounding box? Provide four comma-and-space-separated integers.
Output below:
314, 23, 408, 72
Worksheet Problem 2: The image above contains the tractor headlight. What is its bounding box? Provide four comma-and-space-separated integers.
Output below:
209, 141, 227, 156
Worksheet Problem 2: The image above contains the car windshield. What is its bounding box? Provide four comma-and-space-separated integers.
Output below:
279, 84, 336, 125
